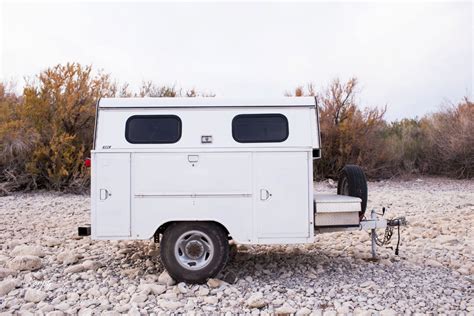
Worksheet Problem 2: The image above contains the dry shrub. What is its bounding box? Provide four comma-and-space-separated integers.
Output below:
0, 63, 116, 193
289, 80, 473, 179
1, 67, 471, 194
421, 99, 474, 178
383, 119, 427, 175
137, 81, 215, 98
289, 79, 391, 179
0, 63, 211, 194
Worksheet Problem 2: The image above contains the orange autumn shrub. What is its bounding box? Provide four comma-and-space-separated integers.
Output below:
0, 63, 210, 194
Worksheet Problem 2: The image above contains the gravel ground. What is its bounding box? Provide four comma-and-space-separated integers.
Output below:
0, 177, 473, 315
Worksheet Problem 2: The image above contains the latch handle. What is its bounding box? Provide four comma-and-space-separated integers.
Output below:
100, 189, 111, 200
260, 189, 271, 201
188, 155, 199, 163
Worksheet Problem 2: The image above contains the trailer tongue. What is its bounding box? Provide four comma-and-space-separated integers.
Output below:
314, 194, 407, 259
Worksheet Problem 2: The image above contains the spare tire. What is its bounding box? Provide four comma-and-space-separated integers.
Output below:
337, 165, 368, 219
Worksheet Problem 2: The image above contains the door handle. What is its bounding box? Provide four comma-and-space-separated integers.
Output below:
188, 155, 199, 163
260, 189, 271, 201
100, 189, 111, 200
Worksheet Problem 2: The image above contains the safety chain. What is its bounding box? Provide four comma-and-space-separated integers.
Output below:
370, 217, 407, 255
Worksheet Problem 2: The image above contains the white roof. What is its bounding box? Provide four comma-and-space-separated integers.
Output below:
99, 97, 316, 108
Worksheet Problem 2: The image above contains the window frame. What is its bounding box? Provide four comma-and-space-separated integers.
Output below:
125, 115, 182, 144
231, 113, 289, 143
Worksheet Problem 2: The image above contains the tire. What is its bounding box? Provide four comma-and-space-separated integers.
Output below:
160, 222, 229, 284
337, 165, 368, 219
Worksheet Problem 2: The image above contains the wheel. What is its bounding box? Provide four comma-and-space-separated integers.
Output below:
160, 222, 229, 284
337, 165, 368, 219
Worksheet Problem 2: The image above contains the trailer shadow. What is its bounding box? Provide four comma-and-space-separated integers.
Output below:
219, 245, 383, 284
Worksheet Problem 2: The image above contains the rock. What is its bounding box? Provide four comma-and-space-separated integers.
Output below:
147, 249, 160, 257
11, 245, 45, 257
46, 312, 65, 316
158, 271, 175, 286
39, 305, 55, 313
353, 308, 372, 316
337, 303, 352, 314
379, 309, 398, 316
246, 292, 267, 308
138, 283, 166, 295
184, 299, 196, 310
78, 308, 94, 316
177, 282, 188, 294
0, 254, 9, 264
160, 292, 178, 300
327, 178, 337, 188
8, 255, 42, 271
130, 253, 142, 260
379, 259, 393, 266
437, 236, 459, 245
0, 279, 17, 296
457, 267, 470, 275
24, 288, 47, 303
296, 307, 312, 315
82, 260, 101, 271
115, 304, 130, 313
65, 264, 84, 274
127, 306, 141, 316
207, 278, 224, 288
149, 284, 166, 295
159, 300, 183, 310
425, 259, 443, 268
129, 293, 147, 303
66, 292, 79, 303
43, 237, 61, 247
360, 280, 376, 288
197, 286, 210, 296
275, 303, 296, 314
57, 251, 79, 265
0, 268, 17, 278
121, 268, 140, 276
204, 296, 218, 304
87, 287, 101, 297
273, 298, 285, 306
101, 312, 120, 316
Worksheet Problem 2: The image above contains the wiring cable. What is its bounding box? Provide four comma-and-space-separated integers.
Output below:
370, 217, 406, 255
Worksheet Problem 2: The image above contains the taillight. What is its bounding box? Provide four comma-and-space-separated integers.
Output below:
85, 158, 91, 168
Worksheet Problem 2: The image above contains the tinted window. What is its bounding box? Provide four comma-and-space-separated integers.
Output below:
232, 114, 289, 143
125, 115, 181, 144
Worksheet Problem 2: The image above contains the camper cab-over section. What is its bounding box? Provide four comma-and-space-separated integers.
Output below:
89, 97, 376, 284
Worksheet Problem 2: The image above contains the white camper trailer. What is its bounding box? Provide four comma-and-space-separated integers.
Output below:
81, 97, 396, 283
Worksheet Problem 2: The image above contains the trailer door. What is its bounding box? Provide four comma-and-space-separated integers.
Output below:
254, 152, 309, 238
94, 153, 131, 237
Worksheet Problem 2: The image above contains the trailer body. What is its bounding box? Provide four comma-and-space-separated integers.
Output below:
86, 97, 386, 283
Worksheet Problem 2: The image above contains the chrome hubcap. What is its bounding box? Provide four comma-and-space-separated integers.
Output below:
174, 230, 214, 270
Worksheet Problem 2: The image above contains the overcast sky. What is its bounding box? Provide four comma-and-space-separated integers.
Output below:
1, 1, 472, 120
